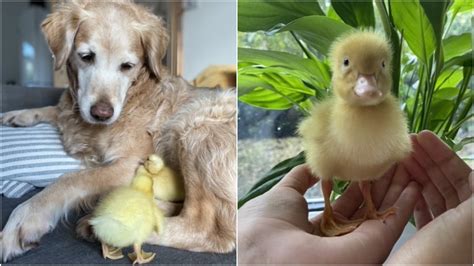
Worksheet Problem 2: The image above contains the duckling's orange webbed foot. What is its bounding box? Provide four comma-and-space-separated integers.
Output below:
320, 211, 362, 236
365, 206, 397, 221
101, 242, 124, 260
128, 243, 156, 265
359, 181, 396, 222
319, 179, 363, 236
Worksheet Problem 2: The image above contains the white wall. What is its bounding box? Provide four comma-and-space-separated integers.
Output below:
182, 0, 236, 81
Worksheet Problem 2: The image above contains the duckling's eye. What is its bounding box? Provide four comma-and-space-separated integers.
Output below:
382, 61, 386, 68
343, 58, 350, 66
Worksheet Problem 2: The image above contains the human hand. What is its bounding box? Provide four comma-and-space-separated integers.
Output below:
238, 164, 420, 264
388, 130, 473, 264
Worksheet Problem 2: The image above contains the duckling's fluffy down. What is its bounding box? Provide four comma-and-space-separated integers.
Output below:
90, 187, 163, 248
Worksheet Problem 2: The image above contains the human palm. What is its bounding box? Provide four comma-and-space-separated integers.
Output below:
238, 164, 420, 264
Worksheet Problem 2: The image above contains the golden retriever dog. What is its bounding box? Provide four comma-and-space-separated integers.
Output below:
1, 0, 236, 262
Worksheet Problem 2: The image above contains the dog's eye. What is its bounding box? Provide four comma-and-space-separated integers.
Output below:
79, 52, 95, 63
382, 61, 386, 68
120, 63, 134, 71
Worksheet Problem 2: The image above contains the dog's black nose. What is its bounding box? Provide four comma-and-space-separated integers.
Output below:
90, 101, 114, 121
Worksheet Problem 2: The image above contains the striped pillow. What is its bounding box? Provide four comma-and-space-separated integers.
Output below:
1, 123, 83, 198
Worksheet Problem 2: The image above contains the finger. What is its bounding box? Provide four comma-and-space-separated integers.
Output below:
276, 164, 318, 195
403, 153, 447, 217
417, 130, 472, 201
331, 182, 363, 217
310, 181, 364, 227
412, 133, 460, 209
371, 165, 397, 209
414, 196, 432, 230
350, 165, 397, 219
379, 164, 412, 211
344, 182, 420, 261
470, 171, 474, 192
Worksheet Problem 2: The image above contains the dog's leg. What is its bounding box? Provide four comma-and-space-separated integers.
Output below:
1, 106, 59, 127
148, 117, 236, 253
1, 157, 141, 262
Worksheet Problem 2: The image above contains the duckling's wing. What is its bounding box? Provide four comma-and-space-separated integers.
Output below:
91, 216, 135, 242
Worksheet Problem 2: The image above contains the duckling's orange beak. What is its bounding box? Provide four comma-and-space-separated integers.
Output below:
354, 74, 382, 98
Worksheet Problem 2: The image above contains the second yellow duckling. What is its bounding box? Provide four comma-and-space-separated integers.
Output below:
145, 154, 185, 202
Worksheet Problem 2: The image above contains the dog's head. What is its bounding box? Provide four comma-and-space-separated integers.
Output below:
41, 1, 169, 125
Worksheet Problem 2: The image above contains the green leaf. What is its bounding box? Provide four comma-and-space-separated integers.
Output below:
327, 5, 343, 22
435, 68, 463, 89
238, 0, 324, 32
420, 0, 450, 45
434, 87, 460, 100
448, 113, 474, 138
238, 177, 282, 208
429, 99, 453, 121
238, 86, 306, 110
259, 71, 315, 96
248, 151, 305, 192
240, 66, 323, 95
238, 48, 331, 88
450, 0, 474, 17
332, 179, 350, 196
238, 44, 330, 113
278, 15, 353, 56
443, 51, 473, 70
442, 136, 457, 149
391, 0, 437, 65
453, 137, 474, 152
238, 73, 273, 96
331, 0, 375, 28
239, 65, 320, 95
239, 152, 305, 208
443, 33, 472, 62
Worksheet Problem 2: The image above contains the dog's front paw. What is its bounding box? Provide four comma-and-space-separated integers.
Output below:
1, 200, 54, 262
75, 214, 97, 242
1, 110, 40, 127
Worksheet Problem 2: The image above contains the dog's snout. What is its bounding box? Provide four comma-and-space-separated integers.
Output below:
90, 101, 114, 121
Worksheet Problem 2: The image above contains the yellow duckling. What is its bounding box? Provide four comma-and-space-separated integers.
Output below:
145, 154, 185, 202
299, 31, 411, 236
90, 165, 164, 265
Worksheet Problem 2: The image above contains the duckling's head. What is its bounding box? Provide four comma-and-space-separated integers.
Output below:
329, 31, 392, 106
144, 154, 164, 175
131, 171, 154, 196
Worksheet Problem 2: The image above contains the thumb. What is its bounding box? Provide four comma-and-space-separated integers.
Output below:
274, 164, 318, 195
345, 181, 420, 263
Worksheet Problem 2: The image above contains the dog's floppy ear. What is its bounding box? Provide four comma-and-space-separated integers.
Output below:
140, 15, 169, 80
41, 4, 83, 70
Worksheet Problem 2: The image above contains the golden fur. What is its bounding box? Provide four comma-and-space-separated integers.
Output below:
299, 31, 411, 181
1, 0, 235, 262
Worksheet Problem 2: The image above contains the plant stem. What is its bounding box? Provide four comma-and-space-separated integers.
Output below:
376, 0, 401, 97
447, 113, 474, 138
422, 58, 435, 131
443, 67, 472, 137
376, 0, 391, 38
413, 66, 425, 132
290, 31, 318, 62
